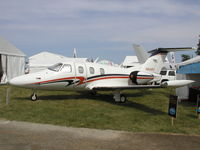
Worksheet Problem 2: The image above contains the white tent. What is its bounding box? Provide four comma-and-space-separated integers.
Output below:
0, 37, 26, 84
28, 52, 69, 73
28, 51, 88, 73
122, 56, 141, 68
176, 56, 200, 68
97, 59, 119, 67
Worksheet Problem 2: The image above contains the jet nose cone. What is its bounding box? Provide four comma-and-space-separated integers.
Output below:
9, 77, 20, 86
9, 76, 26, 87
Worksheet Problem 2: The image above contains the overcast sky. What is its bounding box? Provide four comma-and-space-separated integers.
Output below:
0, 0, 199, 63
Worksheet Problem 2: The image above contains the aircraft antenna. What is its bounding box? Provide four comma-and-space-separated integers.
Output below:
73, 48, 77, 58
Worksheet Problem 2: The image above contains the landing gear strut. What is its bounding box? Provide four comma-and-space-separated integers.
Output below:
31, 93, 38, 101
90, 90, 97, 96
113, 91, 127, 103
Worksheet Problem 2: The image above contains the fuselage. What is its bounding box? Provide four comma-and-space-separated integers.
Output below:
9, 61, 140, 91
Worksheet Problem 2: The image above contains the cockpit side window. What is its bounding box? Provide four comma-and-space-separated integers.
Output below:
61, 64, 72, 73
48, 63, 63, 72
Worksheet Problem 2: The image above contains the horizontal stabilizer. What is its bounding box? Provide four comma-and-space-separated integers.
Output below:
148, 47, 196, 54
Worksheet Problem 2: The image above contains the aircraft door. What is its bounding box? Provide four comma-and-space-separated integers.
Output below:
58, 62, 76, 88
60, 62, 75, 75
74, 62, 87, 87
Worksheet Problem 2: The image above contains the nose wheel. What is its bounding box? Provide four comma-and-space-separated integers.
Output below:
31, 93, 38, 101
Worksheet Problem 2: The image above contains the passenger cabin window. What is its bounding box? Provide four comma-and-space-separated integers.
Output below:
89, 67, 95, 74
168, 71, 175, 76
61, 64, 72, 73
78, 66, 84, 74
160, 71, 167, 75
100, 68, 105, 75
48, 63, 63, 72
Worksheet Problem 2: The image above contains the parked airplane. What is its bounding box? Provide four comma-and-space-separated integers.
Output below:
133, 44, 148, 63
9, 46, 195, 102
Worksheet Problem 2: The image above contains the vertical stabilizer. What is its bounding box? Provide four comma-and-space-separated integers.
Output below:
140, 52, 166, 74
133, 44, 148, 64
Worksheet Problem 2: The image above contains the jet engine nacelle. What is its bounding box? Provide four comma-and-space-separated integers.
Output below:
129, 71, 154, 85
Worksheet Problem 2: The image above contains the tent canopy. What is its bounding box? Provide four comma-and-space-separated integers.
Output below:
122, 56, 139, 66
0, 37, 26, 57
0, 37, 26, 83
177, 56, 200, 67
29, 51, 70, 67
176, 56, 200, 74
28, 51, 88, 73
29, 51, 88, 67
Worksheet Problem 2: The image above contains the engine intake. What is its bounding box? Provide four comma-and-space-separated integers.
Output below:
129, 71, 154, 85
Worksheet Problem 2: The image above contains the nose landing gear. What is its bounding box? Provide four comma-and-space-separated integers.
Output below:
31, 93, 38, 101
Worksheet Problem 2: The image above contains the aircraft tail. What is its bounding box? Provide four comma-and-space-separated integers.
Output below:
133, 44, 148, 64
140, 47, 195, 74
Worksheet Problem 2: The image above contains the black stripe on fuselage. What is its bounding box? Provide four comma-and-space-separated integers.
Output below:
36, 79, 76, 86
87, 74, 129, 80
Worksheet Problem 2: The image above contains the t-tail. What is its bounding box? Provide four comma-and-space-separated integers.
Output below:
129, 47, 195, 86
141, 47, 195, 74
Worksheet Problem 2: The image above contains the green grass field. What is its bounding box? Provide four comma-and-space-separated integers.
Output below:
0, 85, 200, 134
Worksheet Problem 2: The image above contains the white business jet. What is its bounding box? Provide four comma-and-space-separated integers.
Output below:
9, 46, 195, 102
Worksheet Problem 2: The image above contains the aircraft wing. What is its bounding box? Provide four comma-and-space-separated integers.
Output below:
87, 80, 194, 91
148, 47, 196, 54
89, 84, 163, 91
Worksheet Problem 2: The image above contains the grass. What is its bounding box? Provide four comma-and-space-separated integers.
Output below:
0, 85, 200, 134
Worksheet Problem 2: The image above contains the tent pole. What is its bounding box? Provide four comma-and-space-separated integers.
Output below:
6, 87, 11, 105
6, 55, 8, 78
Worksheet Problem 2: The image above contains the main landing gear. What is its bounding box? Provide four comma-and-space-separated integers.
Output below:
113, 91, 127, 103
31, 93, 38, 101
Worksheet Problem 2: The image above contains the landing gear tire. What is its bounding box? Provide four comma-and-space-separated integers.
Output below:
120, 94, 127, 103
31, 93, 38, 101
90, 90, 97, 96
113, 91, 127, 103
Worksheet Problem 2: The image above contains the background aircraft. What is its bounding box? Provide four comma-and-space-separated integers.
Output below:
9, 46, 195, 102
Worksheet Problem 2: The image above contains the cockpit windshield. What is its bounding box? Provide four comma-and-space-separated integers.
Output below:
48, 63, 63, 72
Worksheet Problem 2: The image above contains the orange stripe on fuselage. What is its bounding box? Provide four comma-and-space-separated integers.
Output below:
32, 76, 129, 85
32, 76, 86, 85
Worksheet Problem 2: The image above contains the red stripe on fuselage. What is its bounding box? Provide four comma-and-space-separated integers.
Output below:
31, 76, 129, 85
32, 76, 85, 85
